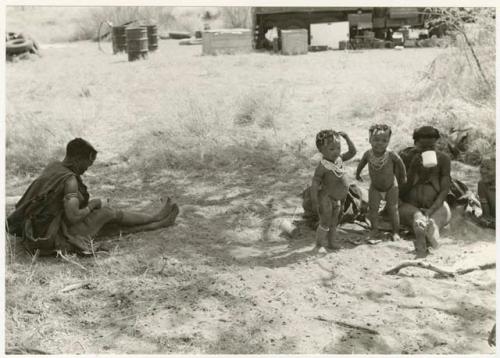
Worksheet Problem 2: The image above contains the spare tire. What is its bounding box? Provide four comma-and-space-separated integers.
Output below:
6, 38, 33, 55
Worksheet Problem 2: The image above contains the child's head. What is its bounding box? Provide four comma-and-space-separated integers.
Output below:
316, 130, 341, 161
369, 124, 392, 153
480, 156, 496, 184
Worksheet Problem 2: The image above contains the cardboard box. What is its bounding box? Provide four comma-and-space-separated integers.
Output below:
281, 29, 308, 55
202, 29, 252, 55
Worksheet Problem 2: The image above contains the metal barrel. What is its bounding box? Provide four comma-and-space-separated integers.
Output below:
111, 26, 127, 54
125, 27, 148, 61
144, 24, 158, 51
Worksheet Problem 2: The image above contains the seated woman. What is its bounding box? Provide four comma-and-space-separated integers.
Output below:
7, 138, 179, 256
398, 126, 452, 258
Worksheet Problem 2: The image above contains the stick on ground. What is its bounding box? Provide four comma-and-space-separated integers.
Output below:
60, 281, 92, 293
315, 316, 379, 335
385, 260, 495, 277
56, 250, 87, 271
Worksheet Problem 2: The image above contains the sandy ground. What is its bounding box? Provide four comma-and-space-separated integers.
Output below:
5, 40, 496, 354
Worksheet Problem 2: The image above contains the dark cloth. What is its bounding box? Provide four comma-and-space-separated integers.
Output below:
478, 180, 495, 215
6, 161, 89, 255
302, 184, 368, 229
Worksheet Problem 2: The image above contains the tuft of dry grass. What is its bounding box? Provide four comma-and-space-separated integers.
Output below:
124, 88, 299, 174
221, 7, 252, 29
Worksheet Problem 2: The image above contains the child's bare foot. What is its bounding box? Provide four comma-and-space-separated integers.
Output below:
392, 233, 401, 241
369, 229, 380, 239
328, 240, 342, 251
415, 249, 428, 259
318, 247, 327, 254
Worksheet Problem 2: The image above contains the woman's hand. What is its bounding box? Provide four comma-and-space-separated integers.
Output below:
88, 198, 102, 211
422, 208, 435, 218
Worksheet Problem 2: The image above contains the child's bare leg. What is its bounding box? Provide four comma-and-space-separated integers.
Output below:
386, 186, 400, 240
316, 194, 332, 248
327, 200, 342, 250
368, 186, 383, 238
316, 224, 329, 249
337, 199, 346, 224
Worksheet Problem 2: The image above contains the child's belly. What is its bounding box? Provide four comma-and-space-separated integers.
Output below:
321, 175, 349, 200
369, 162, 396, 192
370, 175, 397, 192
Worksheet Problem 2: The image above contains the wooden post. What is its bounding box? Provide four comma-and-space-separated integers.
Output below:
250, 7, 256, 49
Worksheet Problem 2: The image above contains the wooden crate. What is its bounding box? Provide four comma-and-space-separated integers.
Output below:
281, 29, 308, 55
202, 29, 252, 55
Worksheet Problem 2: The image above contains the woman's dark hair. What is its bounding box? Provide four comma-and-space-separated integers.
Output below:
66, 138, 97, 159
412, 126, 440, 141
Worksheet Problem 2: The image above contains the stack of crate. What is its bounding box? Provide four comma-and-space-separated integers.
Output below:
281, 29, 308, 55
202, 29, 252, 55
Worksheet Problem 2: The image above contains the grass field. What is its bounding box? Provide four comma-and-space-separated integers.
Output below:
5, 24, 496, 355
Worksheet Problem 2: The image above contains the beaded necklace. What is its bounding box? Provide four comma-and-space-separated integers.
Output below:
321, 157, 345, 178
368, 150, 389, 171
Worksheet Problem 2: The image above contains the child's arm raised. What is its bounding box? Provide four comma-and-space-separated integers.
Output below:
338, 132, 356, 161
310, 165, 324, 215
356, 151, 369, 181
390, 151, 407, 185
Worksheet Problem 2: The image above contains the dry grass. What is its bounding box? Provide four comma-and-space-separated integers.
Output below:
6, 35, 494, 174
6, 6, 240, 43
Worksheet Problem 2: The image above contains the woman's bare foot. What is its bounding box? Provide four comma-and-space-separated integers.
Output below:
154, 197, 174, 221
159, 203, 179, 227
425, 218, 440, 249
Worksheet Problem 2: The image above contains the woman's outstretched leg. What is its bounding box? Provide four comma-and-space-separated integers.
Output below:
116, 204, 179, 234
69, 199, 177, 238
120, 198, 175, 226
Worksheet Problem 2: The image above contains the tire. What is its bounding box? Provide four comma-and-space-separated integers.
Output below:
6, 38, 33, 55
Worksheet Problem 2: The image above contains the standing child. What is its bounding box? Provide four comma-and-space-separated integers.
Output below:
311, 130, 356, 250
356, 124, 406, 240
478, 156, 495, 228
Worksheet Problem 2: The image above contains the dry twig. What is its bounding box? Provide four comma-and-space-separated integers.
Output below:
385, 260, 495, 277
60, 281, 92, 293
56, 250, 87, 271
315, 316, 379, 335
